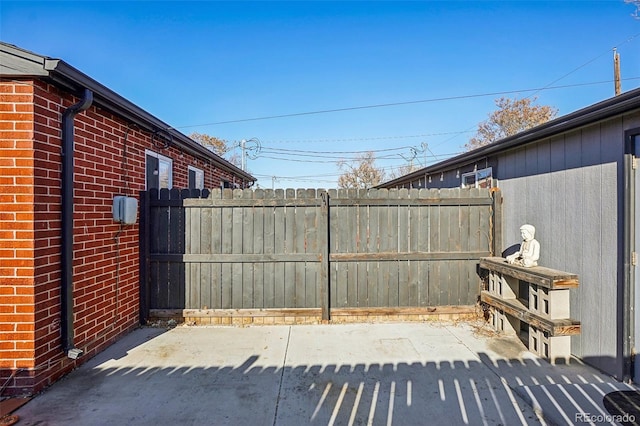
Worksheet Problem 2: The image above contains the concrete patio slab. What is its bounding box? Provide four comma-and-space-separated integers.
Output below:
10, 321, 638, 425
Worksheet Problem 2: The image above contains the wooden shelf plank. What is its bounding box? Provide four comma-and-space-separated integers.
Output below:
480, 257, 579, 289
481, 291, 581, 336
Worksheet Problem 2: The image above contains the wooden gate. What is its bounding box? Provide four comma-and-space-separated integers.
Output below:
140, 187, 500, 323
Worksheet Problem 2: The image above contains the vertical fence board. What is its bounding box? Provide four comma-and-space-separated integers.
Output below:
398, 190, 410, 306
188, 262, 200, 309
149, 261, 160, 310
319, 191, 330, 319
418, 189, 430, 306
348, 191, 359, 307
264, 190, 276, 308
468, 189, 481, 253
304, 190, 318, 308
409, 260, 419, 307
334, 190, 347, 307
408, 189, 419, 252
356, 196, 367, 307
284, 189, 296, 308
274, 189, 286, 307
154, 192, 170, 308
460, 194, 471, 253
428, 189, 440, 252
407, 190, 419, 306
336, 189, 357, 307
418, 189, 430, 253
148, 190, 161, 309
253, 189, 265, 308
356, 206, 369, 307
210, 190, 222, 308
492, 189, 503, 256
143, 187, 493, 315
169, 189, 185, 308
477, 187, 491, 253
387, 190, 400, 306
220, 192, 233, 309
430, 191, 450, 305
450, 197, 462, 308
232, 191, 244, 308
377, 189, 390, 307
294, 189, 307, 308
398, 260, 409, 307
242, 190, 254, 308
199, 207, 212, 309
327, 190, 337, 308
187, 206, 200, 309
139, 191, 149, 322
367, 190, 380, 307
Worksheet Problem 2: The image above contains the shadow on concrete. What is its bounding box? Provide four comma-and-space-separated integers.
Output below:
13, 325, 640, 426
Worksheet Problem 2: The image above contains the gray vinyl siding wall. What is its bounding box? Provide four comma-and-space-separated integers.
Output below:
496, 111, 640, 379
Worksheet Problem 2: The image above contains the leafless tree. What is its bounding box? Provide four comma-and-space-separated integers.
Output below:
626, 0, 640, 18
190, 132, 241, 167
337, 151, 385, 189
464, 97, 558, 151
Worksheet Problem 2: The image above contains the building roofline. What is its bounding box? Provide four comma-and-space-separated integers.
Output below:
378, 87, 640, 188
1, 42, 255, 183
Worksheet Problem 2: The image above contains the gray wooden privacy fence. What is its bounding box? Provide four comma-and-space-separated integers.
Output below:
139, 187, 499, 321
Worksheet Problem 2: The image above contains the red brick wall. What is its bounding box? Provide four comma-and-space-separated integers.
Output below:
0, 80, 37, 395
0, 78, 246, 396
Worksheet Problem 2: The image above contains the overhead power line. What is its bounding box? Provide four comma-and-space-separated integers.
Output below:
261, 146, 414, 155
173, 77, 640, 129
430, 34, 640, 149
252, 159, 448, 182
253, 151, 463, 169
261, 130, 475, 144
258, 145, 422, 161
530, 31, 640, 98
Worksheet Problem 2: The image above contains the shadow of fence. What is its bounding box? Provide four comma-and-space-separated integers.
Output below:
12, 326, 640, 426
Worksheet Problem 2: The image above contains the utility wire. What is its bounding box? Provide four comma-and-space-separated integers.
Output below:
258, 151, 462, 163
529, 32, 640, 99
252, 155, 460, 180
431, 34, 640, 149
259, 148, 420, 160
262, 130, 474, 144
258, 155, 358, 163
261, 146, 414, 154
173, 77, 640, 129
259, 153, 404, 163
230, 33, 640, 186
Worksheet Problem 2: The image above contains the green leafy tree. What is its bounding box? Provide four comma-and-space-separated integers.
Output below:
464, 97, 558, 151
337, 152, 385, 189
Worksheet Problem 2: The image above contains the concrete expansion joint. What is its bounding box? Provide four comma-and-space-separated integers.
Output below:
272, 326, 292, 426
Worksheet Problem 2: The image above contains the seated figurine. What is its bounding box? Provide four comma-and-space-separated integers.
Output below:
506, 224, 540, 267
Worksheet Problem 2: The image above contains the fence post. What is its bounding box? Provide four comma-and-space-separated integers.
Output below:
138, 190, 150, 324
320, 191, 331, 321
491, 189, 503, 257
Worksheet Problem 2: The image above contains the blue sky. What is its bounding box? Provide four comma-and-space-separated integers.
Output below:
2, 1, 639, 188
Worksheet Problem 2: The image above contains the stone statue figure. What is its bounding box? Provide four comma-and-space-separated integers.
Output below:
506, 224, 540, 267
